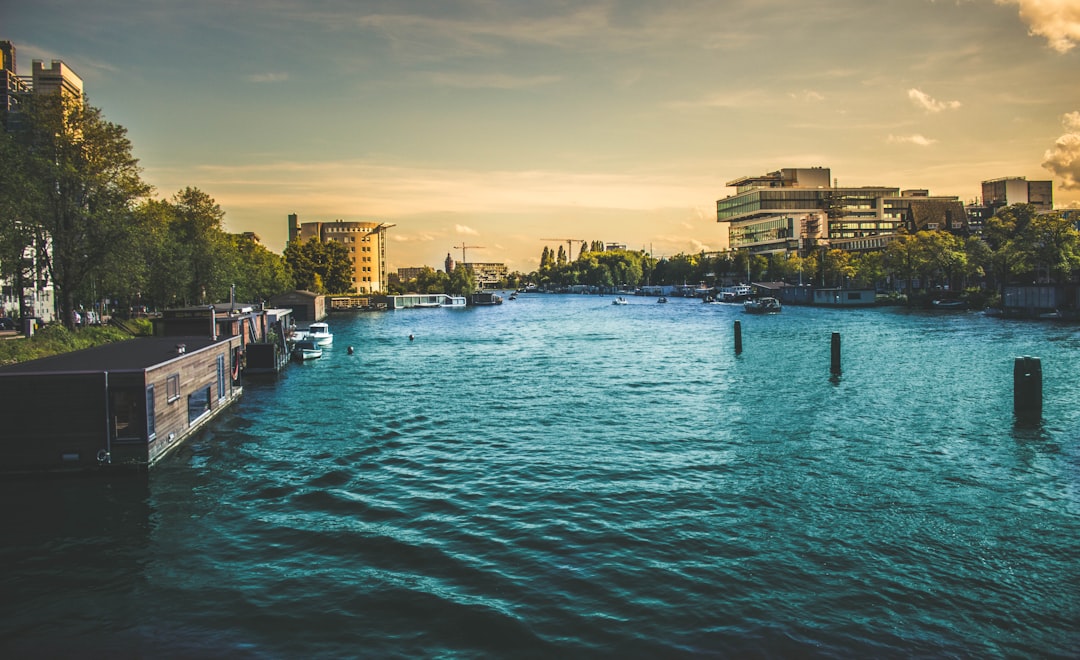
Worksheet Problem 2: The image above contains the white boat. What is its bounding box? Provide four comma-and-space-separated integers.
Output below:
306, 322, 333, 346
718, 284, 752, 302
612, 297, 629, 305
744, 297, 782, 314
292, 339, 323, 360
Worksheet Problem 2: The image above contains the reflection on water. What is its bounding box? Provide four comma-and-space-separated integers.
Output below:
2, 296, 1078, 657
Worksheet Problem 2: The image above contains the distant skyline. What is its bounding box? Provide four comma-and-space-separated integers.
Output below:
4, 0, 1079, 272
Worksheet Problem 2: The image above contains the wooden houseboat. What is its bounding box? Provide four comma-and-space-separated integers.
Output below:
0, 335, 243, 474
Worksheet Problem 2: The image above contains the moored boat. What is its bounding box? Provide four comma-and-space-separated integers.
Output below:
292, 339, 322, 361
306, 322, 333, 346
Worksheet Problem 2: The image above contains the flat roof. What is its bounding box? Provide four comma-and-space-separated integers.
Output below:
0, 336, 226, 376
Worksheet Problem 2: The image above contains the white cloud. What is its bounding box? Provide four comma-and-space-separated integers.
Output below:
907, 88, 962, 113
424, 72, 561, 90
995, 0, 1080, 53
788, 90, 825, 102
1042, 111, 1080, 190
455, 224, 479, 235
888, 134, 938, 146
246, 72, 289, 83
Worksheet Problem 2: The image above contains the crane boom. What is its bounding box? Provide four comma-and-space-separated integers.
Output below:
540, 238, 585, 261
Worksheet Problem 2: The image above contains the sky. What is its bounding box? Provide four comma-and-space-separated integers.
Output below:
4, 0, 1080, 273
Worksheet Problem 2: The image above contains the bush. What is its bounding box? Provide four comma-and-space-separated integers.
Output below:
0, 323, 135, 366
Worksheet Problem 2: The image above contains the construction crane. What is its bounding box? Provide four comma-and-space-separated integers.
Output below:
453, 243, 485, 263
541, 238, 586, 261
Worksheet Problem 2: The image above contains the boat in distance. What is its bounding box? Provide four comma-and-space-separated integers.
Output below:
744, 297, 782, 314
612, 297, 629, 305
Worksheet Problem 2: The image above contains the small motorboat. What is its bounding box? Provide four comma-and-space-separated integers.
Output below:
744, 297, 782, 314
612, 297, 629, 305
306, 322, 333, 346
657, 296, 668, 304
292, 339, 322, 361
931, 299, 966, 310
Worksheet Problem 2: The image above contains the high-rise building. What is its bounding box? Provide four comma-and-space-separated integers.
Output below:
287, 215, 394, 294
0, 41, 29, 130
981, 177, 1053, 212
31, 59, 83, 101
717, 167, 965, 254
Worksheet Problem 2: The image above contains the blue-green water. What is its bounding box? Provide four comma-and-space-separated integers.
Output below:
2, 294, 1078, 658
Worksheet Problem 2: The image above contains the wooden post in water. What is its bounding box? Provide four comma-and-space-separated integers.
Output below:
1013, 356, 1042, 421
830, 332, 841, 376
734, 320, 742, 354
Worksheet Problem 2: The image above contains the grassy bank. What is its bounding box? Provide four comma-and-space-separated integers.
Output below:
0, 322, 151, 367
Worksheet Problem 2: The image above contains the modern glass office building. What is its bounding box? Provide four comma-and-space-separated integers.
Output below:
717, 167, 963, 254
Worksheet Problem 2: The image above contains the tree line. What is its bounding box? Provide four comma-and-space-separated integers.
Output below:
531, 209, 1080, 304
0, 93, 358, 328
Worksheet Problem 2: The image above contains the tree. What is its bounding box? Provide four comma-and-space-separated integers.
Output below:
883, 233, 922, 299
228, 234, 292, 302
449, 264, 476, 295
18, 93, 152, 328
0, 130, 43, 321
1016, 212, 1080, 284
283, 238, 353, 294
171, 187, 230, 304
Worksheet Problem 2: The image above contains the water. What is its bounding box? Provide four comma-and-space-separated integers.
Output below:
3, 295, 1079, 658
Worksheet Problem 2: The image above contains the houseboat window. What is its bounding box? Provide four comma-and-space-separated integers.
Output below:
167, 373, 180, 403
188, 385, 211, 424
217, 355, 226, 400
111, 388, 143, 441
146, 385, 156, 439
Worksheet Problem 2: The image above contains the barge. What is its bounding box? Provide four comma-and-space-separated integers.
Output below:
0, 335, 243, 474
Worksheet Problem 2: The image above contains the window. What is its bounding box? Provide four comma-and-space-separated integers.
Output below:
146, 385, 156, 439
188, 385, 212, 424
167, 373, 180, 402
217, 355, 226, 401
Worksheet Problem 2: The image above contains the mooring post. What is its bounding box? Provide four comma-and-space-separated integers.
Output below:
830, 332, 841, 376
734, 320, 742, 354
1013, 356, 1042, 421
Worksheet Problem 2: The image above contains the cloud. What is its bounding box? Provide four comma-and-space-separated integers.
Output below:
907, 88, 961, 113
455, 224, 479, 235
668, 89, 770, 110
1042, 111, 1080, 190
888, 134, 938, 146
995, 0, 1080, 53
246, 72, 289, 83
788, 90, 825, 102
424, 72, 561, 90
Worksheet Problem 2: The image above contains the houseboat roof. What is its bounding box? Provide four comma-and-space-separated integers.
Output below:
0, 336, 228, 376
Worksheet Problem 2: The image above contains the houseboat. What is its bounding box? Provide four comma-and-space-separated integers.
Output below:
0, 335, 243, 474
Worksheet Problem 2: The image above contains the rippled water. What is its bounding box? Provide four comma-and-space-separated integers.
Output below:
3, 294, 1079, 658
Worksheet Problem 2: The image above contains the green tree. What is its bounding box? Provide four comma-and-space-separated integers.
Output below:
171, 187, 231, 304
1017, 212, 1080, 284
18, 93, 152, 327
0, 130, 43, 321
883, 233, 922, 299
228, 233, 292, 302
449, 264, 477, 295
283, 237, 352, 294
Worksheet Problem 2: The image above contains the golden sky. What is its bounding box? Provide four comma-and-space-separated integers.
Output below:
7, 0, 1080, 272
